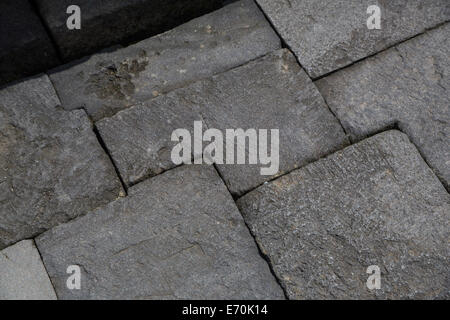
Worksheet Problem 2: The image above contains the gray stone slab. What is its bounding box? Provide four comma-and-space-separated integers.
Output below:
0, 240, 57, 300
316, 23, 450, 190
36, 165, 285, 300
0, 75, 123, 249
49, 0, 281, 121
237, 130, 450, 299
35, 0, 221, 61
97, 49, 348, 194
256, 0, 450, 78
0, 0, 59, 85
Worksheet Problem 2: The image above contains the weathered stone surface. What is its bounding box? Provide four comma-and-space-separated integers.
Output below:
97, 49, 348, 194
35, 0, 222, 61
256, 0, 450, 78
0, 0, 59, 85
0, 75, 123, 249
36, 165, 285, 300
237, 130, 450, 299
316, 23, 450, 190
0, 240, 57, 300
49, 0, 281, 120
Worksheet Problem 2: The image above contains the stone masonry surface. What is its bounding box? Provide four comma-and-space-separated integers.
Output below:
316, 23, 450, 190
0, 240, 57, 300
49, 0, 281, 121
97, 49, 348, 194
36, 165, 285, 300
35, 0, 222, 61
256, 0, 450, 78
237, 131, 450, 299
0, 75, 123, 249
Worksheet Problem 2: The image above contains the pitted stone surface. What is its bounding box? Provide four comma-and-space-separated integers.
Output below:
49, 0, 281, 121
0, 240, 57, 300
256, 0, 450, 78
0, 0, 59, 85
316, 24, 450, 190
36, 165, 285, 300
35, 0, 221, 61
97, 49, 348, 194
237, 131, 450, 299
0, 75, 123, 249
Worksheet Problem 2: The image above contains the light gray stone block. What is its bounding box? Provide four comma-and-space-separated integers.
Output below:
36, 165, 285, 300
0, 75, 123, 249
97, 49, 348, 194
316, 23, 450, 190
0, 240, 57, 300
49, 0, 281, 120
256, 0, 450, 78
237, 130, 450, 299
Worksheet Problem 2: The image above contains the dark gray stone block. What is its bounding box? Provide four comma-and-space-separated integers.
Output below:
97, 49, 348, 194
35, 0, 222, 61
316, 23, 450, 190
0, 75, 123, 249
256, 0, 450, 78
0, 0, 59, 85
49, 0, 281, 121
237, 130, 450, 299
36, 165, 285, 300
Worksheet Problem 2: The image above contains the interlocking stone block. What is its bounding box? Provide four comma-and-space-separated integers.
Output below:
49, 0, 281, 120
316, 23, 450, 190
35, 0, 222, 61
256, 0, 450, 78
237, 130, 450, 299
0, 75, 123, 249
0, 240, 57, 300
36, 165, 285, 300
97, 49, 348, 194
0, 0, 59, 85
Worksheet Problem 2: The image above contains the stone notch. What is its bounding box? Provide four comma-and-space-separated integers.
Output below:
48, 0, 281, 121
256, 0, 450, 78
36, 165, 285, 300
0, 75, 123, 249
316, 23, 450, 190
237, 130, 450, 299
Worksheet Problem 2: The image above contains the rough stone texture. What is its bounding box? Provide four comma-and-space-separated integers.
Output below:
35, 0, 222, 61
0, 240, 57, 300
0, 75, 123, 249
0, 0, 59, 86
36, 165, 285, 300
49, 0, 281, 121
256, 0, 450, 78
97, 49, 348, 194
316, 23, 450, 190
237, 130, 450, 299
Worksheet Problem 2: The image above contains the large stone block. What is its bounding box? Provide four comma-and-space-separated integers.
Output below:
36, 165, 285, 300
256, 0, 450, 78
316, 23, 450, 190
0, 240, 57, 300
0, 0, 59, 85
48, 0, 281, 120
237, 131, 450, 299
0, 75, 123, 249
35, 0, 222, 61
97, 49, 348, 194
